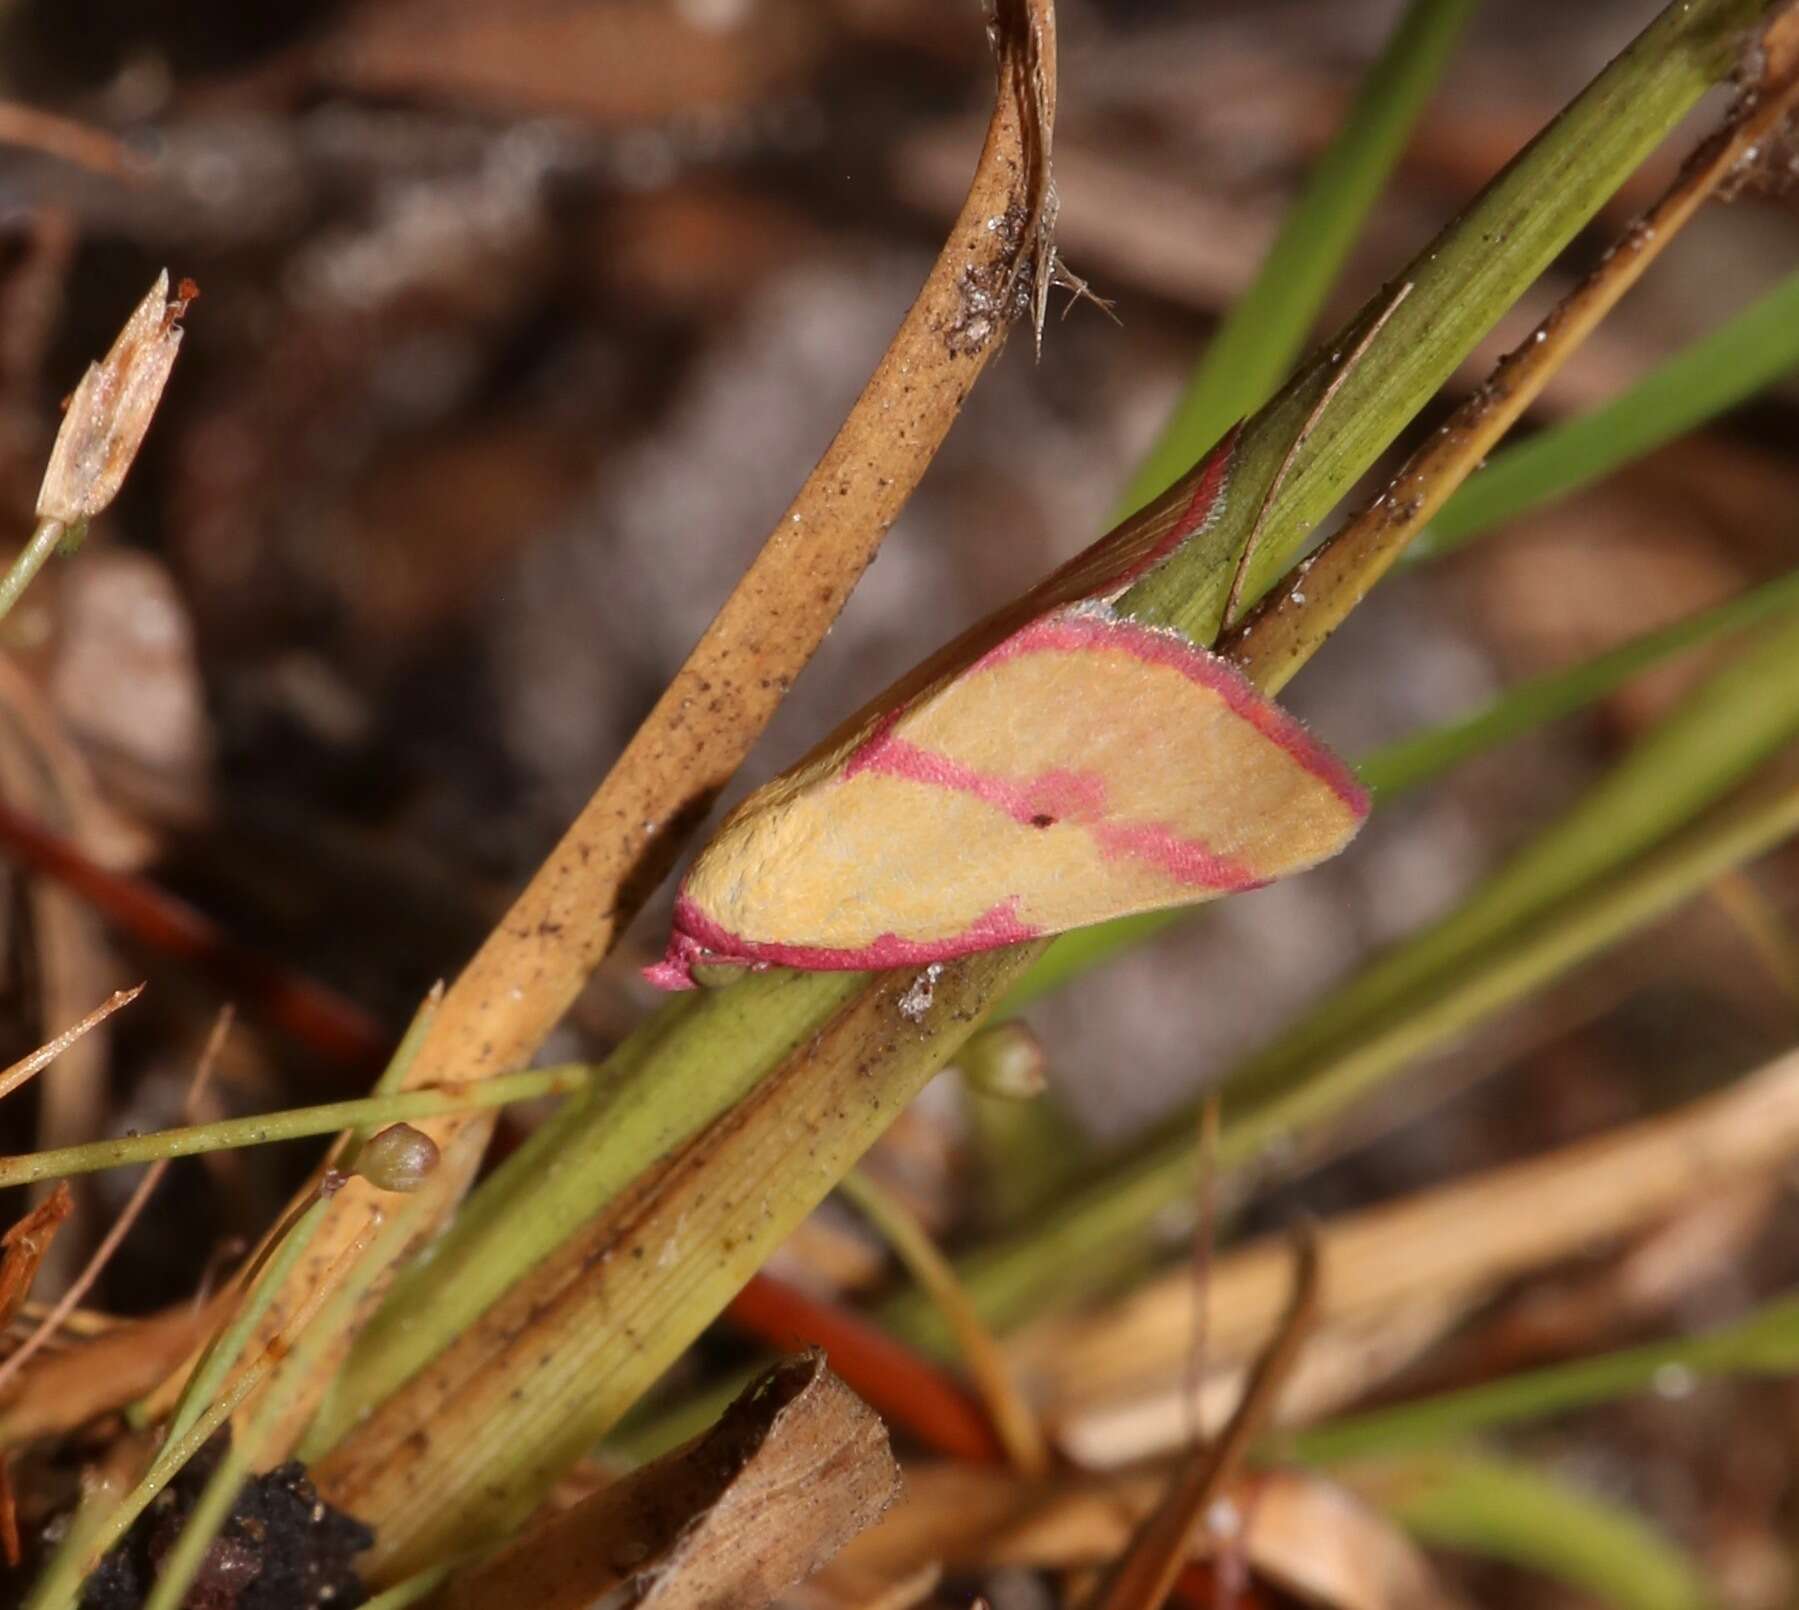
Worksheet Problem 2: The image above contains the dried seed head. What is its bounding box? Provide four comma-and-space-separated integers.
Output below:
36, 271, 194, 525
354, 1123, 440, 1193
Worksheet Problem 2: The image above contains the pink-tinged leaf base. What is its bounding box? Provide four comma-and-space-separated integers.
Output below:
646, 896, 1041, 990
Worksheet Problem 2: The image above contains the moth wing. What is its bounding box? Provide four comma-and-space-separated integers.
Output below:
655, 604, 1366, 980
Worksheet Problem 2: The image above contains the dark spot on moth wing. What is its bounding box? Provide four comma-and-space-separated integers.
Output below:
1030, 813, 1055, 828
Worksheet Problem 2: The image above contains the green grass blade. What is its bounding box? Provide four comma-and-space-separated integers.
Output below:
1360, 569, 1799, 798
1119, 0, 1776, 646
898, 605, 1799, 1339
1365, 1453, 1709, 1610
1116, 0, 1476, 516
1290, 1291, 1799, 1465
1419, 267, 1799, 558
899, 778, 1799, 1345
309, 974, 867, 1454
0, 1065, 594, 1189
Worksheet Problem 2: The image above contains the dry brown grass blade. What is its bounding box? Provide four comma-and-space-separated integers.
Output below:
839, 1168, 1049, 1477
0, 1184, 72, 1325
0, 649, 149, 1289
0, 1292, 229, 1446
0, 102, 139, 180
0, 984, 141, 1109
322, 962, 1064, 1576
209, 0, 1061, 1461
1221, 7, 1799, 692
843, 1464, 1445, 1610
439, 1352, 900, 1610
1082, 1229, 1318, 1610
449, 0, 1057, 998
1019, 1041, 1799, 1467
0, 1009, 228, 1404
419, 0, 1058, 1062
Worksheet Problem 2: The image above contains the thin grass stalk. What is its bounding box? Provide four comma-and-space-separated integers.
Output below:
837, 1169, 1048, 1476
1419, 266, 1799, 558
1362, 1453, 1708, 1610
0, 517, 66, 624
0, 1064, 594, 1189
891, 771, 1799, 1345
1289, 1292, 1799, 1465
24, 1204, 371, 1610
141, 1195, 428, 1610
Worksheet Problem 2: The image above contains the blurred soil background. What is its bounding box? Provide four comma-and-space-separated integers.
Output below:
1, 1, 1797, 1603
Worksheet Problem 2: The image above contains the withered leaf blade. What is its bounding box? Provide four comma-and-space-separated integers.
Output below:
0, 1291, 230, 1445
0, 1183, 73, 1331
838, 1462, 1448, 1610
441, 1351, 901, 1610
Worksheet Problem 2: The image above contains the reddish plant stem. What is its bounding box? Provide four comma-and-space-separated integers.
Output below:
0, 798, 388, 1078
725, 1272, 1007, 1466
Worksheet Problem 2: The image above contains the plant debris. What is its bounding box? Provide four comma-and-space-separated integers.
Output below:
71, 1440, 372, 1610
439, 1351, 899, 1610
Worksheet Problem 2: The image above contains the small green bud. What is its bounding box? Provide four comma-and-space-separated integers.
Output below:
959, 1021, 1047, 1100
355, 1123, 440, 1193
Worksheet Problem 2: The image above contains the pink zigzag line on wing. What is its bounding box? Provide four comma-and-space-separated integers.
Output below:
844, 737, 1264, 893
645, 894, 1041, 988
972, 611, 1370, 818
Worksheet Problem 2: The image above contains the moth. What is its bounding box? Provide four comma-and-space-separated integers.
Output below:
646, 432, 1367, 989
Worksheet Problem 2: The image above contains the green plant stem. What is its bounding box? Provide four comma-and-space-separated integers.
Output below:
142, 1205, 416, 1610
29, 1337, 272, 1609
839, 1167, 1048, 1475
0, 516, 68, 624
1290, 1291, 1799, 1464
310, 974, 869, 1452
0, 1064, 594, 1189
1118, 0, 1776, 645
157, 1198, 332, 1451
1361, 1452, 1708, 1610
1359, 570, 1799, 798
1419, 267, 1799, 558
24, 1199, 342, 1609
890, 775, 1799, 1347
1116, 0, 1475, 516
